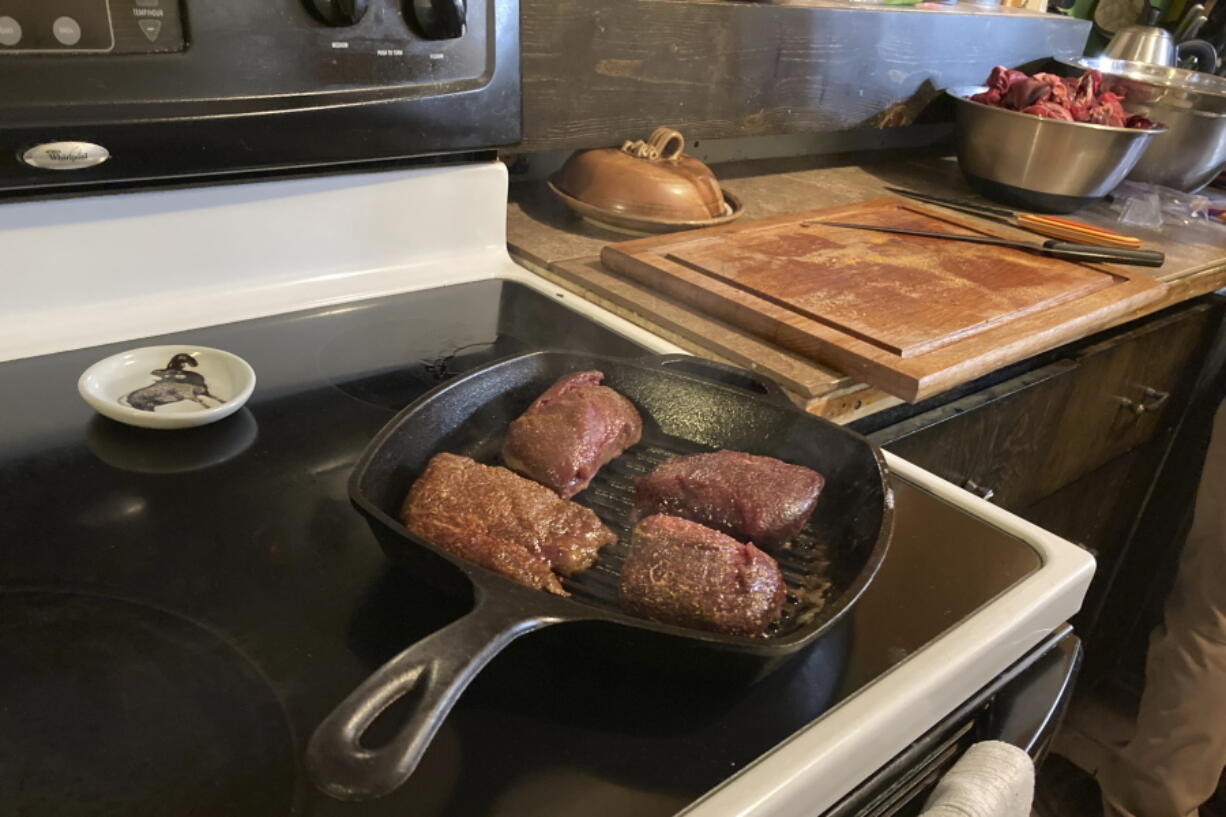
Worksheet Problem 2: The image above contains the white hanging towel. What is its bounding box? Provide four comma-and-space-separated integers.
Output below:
920, 740, 1035, 817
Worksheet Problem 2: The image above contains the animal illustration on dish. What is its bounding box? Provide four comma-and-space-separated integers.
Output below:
120, 353, 226, 412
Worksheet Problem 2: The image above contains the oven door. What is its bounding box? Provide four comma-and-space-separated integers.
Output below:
824, 626, 1081, 817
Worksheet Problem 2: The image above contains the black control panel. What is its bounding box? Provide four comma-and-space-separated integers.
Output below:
0, 0, 519, 193
0, 0, 185, 54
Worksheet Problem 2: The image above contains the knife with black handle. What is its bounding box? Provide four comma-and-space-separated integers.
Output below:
884, 187, 1145, 249
1034, 239, 1166, 267
814, 222, 1166, 268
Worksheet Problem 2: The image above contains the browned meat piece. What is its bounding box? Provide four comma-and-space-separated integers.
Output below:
969, 88, 1003, 106
634, 450, 824, 548
1003, 73, 1071, 110
402, 453, 617, 595
1003, 76, 1053, 111
1072, 69, 1102, 108
971, 65, 1022, 104
983, 65, 1028, 96
502, 370, 642, 499
1020, 100, 1074, 122
620, 514, 785, 636
1085, 91, 1127, 128
970, 66, 1156, 130
1033, 73, 1071, 108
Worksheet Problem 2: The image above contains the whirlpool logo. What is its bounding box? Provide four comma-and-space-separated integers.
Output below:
22, 141, 110, 170
46, 148, 89, 161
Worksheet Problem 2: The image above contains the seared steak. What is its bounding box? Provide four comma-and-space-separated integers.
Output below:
620, 514, 785, 636
634, 450, 824, 547
502, 370, 642, 499
402, 453, 617, 595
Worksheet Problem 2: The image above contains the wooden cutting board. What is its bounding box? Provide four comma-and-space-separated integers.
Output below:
602, 199, 1167, 402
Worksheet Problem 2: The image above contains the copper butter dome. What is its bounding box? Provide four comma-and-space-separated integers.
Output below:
551, 128, 728, 221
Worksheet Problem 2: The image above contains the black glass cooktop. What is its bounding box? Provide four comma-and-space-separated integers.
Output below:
0, 279, 1040, 817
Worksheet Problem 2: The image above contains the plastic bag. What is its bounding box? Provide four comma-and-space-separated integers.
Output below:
1106, 180, 1220, 229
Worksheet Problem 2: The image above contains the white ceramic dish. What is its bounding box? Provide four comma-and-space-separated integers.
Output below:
78, 345, 256, 430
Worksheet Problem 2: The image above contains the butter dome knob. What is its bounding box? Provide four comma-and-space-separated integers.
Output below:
621, 127, 686, 162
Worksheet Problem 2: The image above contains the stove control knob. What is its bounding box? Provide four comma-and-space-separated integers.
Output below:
306, 0, 369, 26
409, 0, 465, 39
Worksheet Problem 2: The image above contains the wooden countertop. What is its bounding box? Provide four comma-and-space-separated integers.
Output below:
507, 152, 1226, 421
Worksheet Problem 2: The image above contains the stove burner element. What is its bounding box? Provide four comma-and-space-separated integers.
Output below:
320, 326, 532, 410
0, 279, 1060, 817
421, 341, 498, 382
0, 591, 296, 817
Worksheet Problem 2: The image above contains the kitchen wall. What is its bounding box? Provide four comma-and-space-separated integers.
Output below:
518, 0, 1091, 155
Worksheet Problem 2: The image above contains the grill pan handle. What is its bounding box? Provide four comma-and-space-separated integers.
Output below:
644, 355, 795, 408
307, 594, 560, 800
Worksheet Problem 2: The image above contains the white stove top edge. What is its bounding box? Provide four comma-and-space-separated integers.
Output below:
0, 256, 683, 364
681, 453, 1095, 817
0, 160, 683, 363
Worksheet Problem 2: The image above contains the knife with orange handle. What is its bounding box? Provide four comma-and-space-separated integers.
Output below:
885, 188, 1144, 250
816, 221, 1164, 267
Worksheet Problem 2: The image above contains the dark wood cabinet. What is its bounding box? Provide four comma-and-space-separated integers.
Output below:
1018, 440, 1166, 637
874, 302, 1218, 511
1039, 305, 1217, 492
873, 361, 1078, 509
870, 298, 1224, 679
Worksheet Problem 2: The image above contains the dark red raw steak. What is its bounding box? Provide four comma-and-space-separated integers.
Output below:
634, 450, 824, 547
620, 514, 785, 636
502, 370, 642, 498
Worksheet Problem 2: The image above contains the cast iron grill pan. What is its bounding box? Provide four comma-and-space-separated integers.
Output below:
307, 353, 893, 801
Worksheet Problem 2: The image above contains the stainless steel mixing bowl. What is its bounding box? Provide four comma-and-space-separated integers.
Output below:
1063, 57, 1226, 192
948, 86, 1167, 214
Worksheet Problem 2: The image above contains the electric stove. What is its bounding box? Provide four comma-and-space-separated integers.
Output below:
0, 272, 1081, 817
0, 0, 1093, 805
0, 161, 1094, 816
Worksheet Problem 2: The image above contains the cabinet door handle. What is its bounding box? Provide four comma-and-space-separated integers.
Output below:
1117, 387, 1171, 415
962, 479, 996, 502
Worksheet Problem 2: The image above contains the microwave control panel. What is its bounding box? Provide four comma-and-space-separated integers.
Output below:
0, 0, 186, 54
